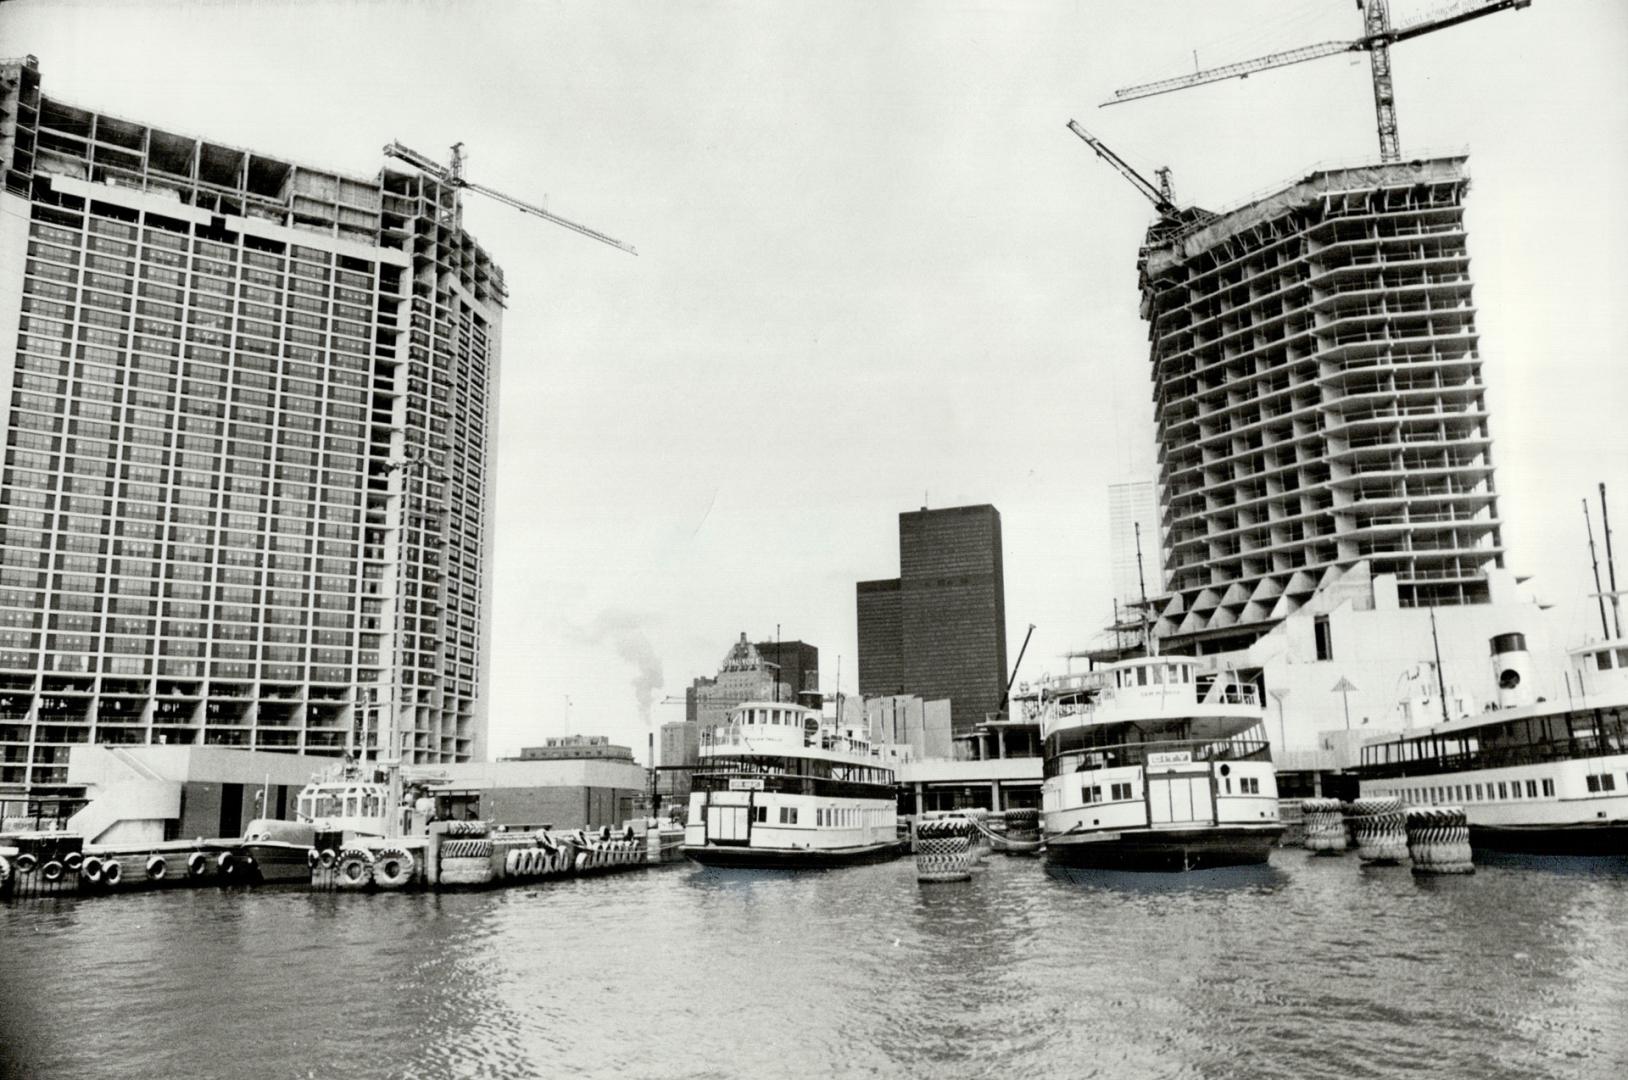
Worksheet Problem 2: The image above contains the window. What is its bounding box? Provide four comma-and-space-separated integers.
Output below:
1240, 777, 1260, 795
1474, 783, 1484, 800
753, 806, 766, 823
1497, 782, 1507, 799
1525, 780, 1537, 798
1314, 615, 1333, 661
1602, 774, 1618, 792
1081, 785, 1101, 804
1541, 779, 1555, 797
1111, 782, 1133, 801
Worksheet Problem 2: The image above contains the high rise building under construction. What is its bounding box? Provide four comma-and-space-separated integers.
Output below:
0, 56, 504, 806
1140, 157, 1503, 654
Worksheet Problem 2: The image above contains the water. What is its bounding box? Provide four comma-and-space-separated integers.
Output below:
3, 851, 1627, 1079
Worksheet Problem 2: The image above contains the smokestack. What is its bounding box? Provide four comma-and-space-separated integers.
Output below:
1489, 633, 1533, 709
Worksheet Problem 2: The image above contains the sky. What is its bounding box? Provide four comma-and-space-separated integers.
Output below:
3, 0, 1626, 762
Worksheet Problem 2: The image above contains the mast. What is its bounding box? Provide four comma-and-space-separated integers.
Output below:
1135, 522, 1155, 657
1584, 498, 1611, 639
1601, 483, 1624, 638
1429, 608, 1451, 726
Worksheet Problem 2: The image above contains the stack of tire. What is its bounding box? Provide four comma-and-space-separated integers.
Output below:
915, 817, 974, 883
1004, 808, 1040, 839
1349, 796, 1408, 865
438, 822, 494, 887
1405, 806, 1474, 875
1301, 798, 1348, 855
504, 835, 571, 882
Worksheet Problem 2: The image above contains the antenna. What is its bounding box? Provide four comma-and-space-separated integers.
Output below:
1602, 483, 1624, 638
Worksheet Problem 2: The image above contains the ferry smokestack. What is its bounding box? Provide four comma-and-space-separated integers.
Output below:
1489, 633, 1533, 709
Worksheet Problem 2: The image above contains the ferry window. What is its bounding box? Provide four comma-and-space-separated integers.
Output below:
1586, 775, 1601, 793
1618, 649, 1628, 668
1497, 782, 1508, 799
1510, 783, 1522, 800
1152, 666, 1165, 685
1082, 785, 1100, 804
1242, 777, 1259, 795
1137, 667, 1148, 686
1223, 777, 1232, 794
1525, 780, 1537, 798
1314, 615, 1333, 661
1474, 783, 1484, 800
1542, 779, 1555, 797
1598, 652, 1614, 672
1603, 774, 1618, 792
1111, 782, 1132, 800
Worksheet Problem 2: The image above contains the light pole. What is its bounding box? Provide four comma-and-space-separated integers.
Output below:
1268, 688, 1290, 755
1331, 677, 1358, 731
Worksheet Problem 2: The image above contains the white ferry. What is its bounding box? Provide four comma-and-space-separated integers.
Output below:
1357, 633, 1628, 855
683, 701, 904, 868
1031, 656, 1283, 870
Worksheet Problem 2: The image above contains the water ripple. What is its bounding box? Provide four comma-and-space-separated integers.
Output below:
3, 852, 1627, 1078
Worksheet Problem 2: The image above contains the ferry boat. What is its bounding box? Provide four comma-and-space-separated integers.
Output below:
1032, 656, 1283, 871
1356, 633, 1628, 855
683, 701, 904, 868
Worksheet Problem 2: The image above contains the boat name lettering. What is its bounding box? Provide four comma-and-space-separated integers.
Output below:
729, 778, 765, 791
1148, 751, 1193, 767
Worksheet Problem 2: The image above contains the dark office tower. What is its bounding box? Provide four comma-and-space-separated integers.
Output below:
857, 505, 1008, 737
753, 639, 820, 707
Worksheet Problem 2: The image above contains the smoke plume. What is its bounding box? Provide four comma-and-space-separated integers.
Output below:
582, 609, 665, 725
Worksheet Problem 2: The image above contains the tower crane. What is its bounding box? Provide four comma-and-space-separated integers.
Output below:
1065, 120, 1216, 241
1102, 0, 1532, 163
382, 141, 637, 256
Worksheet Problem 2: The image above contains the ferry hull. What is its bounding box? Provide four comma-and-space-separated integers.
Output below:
1469, 821, 1628, 857
683, 840, 907, 870
1043, 825, 1282, 872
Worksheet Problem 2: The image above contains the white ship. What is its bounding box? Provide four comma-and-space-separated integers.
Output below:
1031, 656, 1283, 870
683, 701, 904, 868
1357, 633, 1628, 855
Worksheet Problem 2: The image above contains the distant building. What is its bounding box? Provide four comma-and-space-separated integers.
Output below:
753, 639, 820, 707
864, 694, 952, 762
1108, 480, 1161, 616
657, 718, 698, 802
857, 505, 1008, 737
515, 735, 634, 763
692, 633, 790, 729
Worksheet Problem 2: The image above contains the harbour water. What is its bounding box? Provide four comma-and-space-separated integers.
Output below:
3, 851, 1626, 1079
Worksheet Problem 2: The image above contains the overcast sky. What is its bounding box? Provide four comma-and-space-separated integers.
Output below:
4, 0, 1626, 761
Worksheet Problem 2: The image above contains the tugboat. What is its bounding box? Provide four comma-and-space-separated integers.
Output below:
1031, 656, 1283, 870
683, 701, 904, 868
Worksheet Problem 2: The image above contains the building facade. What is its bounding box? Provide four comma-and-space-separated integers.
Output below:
857, 505, 1008, 736
753, 638, 819, 707
0, 57, 503, 807
1140, 157, 1501, 655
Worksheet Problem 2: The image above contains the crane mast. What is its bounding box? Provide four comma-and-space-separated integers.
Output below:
1103, 0, 1533, 163
382, 140, 637, 256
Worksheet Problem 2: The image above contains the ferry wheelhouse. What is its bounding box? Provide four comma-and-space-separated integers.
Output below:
1357, 635, 1628, 854
683, 701, 904, 868
1033, 656, 1283, 871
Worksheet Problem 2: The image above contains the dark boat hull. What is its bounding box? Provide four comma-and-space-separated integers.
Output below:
1469, 822, 1628, 857
683, 840, 907, 869
1043, 825, 1283, 872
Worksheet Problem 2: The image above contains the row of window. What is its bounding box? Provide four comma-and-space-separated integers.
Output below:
1384, 777, 1557, 805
